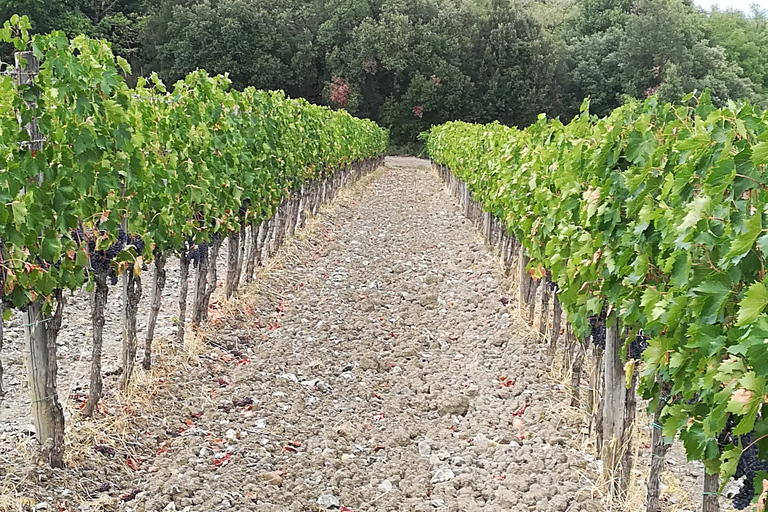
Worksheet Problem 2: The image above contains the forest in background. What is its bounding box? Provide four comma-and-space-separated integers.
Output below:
5, 0, 768, 150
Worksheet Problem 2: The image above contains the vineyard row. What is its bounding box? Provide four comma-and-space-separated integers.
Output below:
425, 92, 768, 510
0, 16, 388, 467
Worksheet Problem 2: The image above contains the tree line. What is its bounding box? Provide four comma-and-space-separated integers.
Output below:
5, 0, 768, 150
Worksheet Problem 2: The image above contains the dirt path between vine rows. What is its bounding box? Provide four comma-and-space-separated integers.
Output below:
2, 159, 720, 512
98, 159, 604, 512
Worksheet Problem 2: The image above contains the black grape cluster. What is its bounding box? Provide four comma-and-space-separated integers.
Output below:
78, 229, 127, 285
187, 236, 210, 267
729, 432, 768, 509
588, 311, 606, 349
628, 334, 649, 360
546, 271, 558, 293
127, 233, 145, 255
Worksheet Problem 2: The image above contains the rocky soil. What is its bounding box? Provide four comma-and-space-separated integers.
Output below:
0, 158, 736, 512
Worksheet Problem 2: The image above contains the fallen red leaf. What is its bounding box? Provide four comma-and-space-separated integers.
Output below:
281, 445, 297, 453
118, 489, 140, 502
156, 443, 168, 455
126, 458, 141, 471
147, 466, 159, 473
287, 440, 302, 448
512, 403, 529, 416
213, 453, 231, 467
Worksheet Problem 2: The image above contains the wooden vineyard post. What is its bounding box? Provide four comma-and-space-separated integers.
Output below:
191, 245, 208, 326
16, 50, 66, 467
518, 246, 532, 323
601, 312, 629, 497
539, 278, 550, 338
0, 302, 4, 396
549, 295, 562, 360
177, 248, 190, 343
702, 472, 720, 512
646, 380, 671, 512
570, 338, 585, 407
526, 278, 538, 326
233, 225, 246, 291
483, 211, 492, 245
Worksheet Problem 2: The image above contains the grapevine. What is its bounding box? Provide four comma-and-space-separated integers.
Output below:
425, 91, 768, 496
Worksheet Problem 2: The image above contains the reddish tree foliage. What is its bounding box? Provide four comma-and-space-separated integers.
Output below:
412, 105, 424, 118
329, 76, 351, 108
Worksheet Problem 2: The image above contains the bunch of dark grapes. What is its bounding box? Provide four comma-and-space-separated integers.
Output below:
628, 334, 649, 360
188, 240, 208, 267
85, 230, 126, 285
127, 234, 145, 255
588, 311, 607, 349
731, 432, 768, 510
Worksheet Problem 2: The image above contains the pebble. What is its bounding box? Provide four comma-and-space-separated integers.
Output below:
431, 467, 456, 483
316, 494, 340, 509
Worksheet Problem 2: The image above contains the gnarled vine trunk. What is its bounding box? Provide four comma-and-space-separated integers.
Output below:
83, 270, 108, 416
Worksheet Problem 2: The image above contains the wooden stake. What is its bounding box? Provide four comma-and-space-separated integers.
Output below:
177, 248, 190, 343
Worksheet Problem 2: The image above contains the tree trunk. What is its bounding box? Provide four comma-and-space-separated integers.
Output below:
225, 232, 240, 299
268, 208, 281, 257
119, 270, 142, 390
539, 279, 550, 338
191, 246, 209, 327
570, 341, 584, 407
549, 295, 562, 360
258, 218, 271, 266
245, 222, 260, 283
526, 278, 538, 326
518, 246, 531, 322
702, 472, 720, 512
0, 302, 4, 396
177, 248, 190, 343
202, 237, 222, 321
646, 381, 671, 512
143, 253, 166, 370
287, 193, 299, 236
24, 291, 66, 467
234, 226, 246, 289
83, 270, 108, 416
